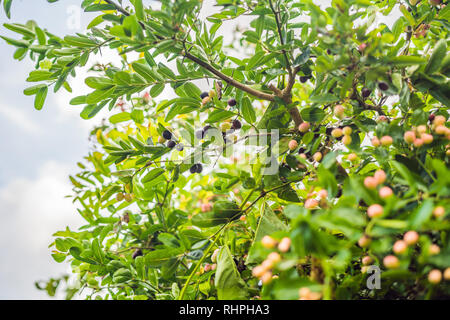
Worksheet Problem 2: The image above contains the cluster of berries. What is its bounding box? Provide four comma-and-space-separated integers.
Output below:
251, 236, 291, 285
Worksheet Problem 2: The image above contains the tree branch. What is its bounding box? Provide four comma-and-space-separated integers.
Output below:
104, 0, 130, 17
268, 0, 291, 72
183, 51, 275, 101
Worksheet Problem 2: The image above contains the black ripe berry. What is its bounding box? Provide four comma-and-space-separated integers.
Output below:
162, 130, 172, 140
378, 82, 389, 91
231, 119, 242, 130
200, 92, 209, 99
429, 114, 435, 122
132, 249, 143, 259
361, 88, 371, 98
167, 140, 176, 149
190, 163, 203, 174
228, 98, 237, 107
325, 127, 333, 135
176, 144, 184, 151
300, 76, 309, 83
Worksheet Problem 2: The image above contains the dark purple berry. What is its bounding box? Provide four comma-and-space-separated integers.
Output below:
228, 98, 237, 106
378, 82, 389, 91
231, 119, 242, 130
190, 163, 203, 174
132, 249, 143, 259
162, 130, 172, 140
300, 76, 308, 83
361, 88, 371, 98
167, 140, 176, 148
200, 92, 209, 99
429, 114, 435, 122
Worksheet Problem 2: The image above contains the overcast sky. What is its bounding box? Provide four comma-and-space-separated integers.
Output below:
0, 0, 103, 299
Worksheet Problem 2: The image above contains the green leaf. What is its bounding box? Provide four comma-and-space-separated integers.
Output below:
215, 245, 249, 300
246, 204, 288, 264
142, 168, 165, 183
425, 39, 447, 74
240, 97, 256, 123
110, 112, 131, 124
300, 107, 325, 122
409, 199, 433, 229
34, 86, 48, 110
145, 248, 184, 267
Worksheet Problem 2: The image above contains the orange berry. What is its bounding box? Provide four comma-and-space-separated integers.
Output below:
313, 152, 322, 162
428, 269, 442, 284
364, 177, 378, 189
261, 236, 277, 249
342, 135, 352, 145
403, 231, 419, 245
318, 189, 328, 199
299, 287, 311, 299
435, 125, 447, 135
261, 259, 274, 270
404, 131, 416, 144
331, 128, 343, 138
379, 186, 393, 199
261, 271, 273, 284
433, 206, 445, 218
372, 137, 381, 147
305, 198, 319, 209
298, 122, 310, 133
374, 170, 386, 184
433, 115, 446, 126
358, 235, 371, 248
288, 140, 299, 151
383, 255, 400, 269
334, 105, 345, 119
429, 244, 440, 255
278, 237, 291, 253
267, 252, 281, 264
362, 256, 373, 265
393, 240, 408, 255
343, 126, 352, 135
422, 133, 433, 144
444, 268, 450, 280
413, 138, 424, 148
417, 125, 427, 134
367, 204, 383, 218
252, 265, 266, 278
347, 153, 358, 161
380, 136, 393, 146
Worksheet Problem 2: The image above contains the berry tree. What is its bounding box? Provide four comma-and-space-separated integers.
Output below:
1, 0, 449, 300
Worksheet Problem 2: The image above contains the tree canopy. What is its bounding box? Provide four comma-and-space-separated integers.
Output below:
1, 0, 449, 300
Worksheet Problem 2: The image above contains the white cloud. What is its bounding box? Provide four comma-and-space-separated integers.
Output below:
0, 161, 84, 299
0, 102, 42, 135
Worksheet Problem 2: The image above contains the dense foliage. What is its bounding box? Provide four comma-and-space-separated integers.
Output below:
1, 0, 450, 300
